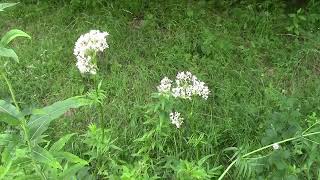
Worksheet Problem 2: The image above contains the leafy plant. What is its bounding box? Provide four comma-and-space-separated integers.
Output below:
173, 158, 221, 180
286, 8, 307, 35
120, 158, 157, 180
83, 124, 122, 178
0, 4, 94, 178
0, 95, 94, 179
218, 106, 320, 179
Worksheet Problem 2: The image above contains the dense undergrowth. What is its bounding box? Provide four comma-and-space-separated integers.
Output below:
1, 0, 320, 179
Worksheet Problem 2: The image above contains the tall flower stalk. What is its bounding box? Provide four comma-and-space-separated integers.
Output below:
74, 29, 109, 130
73, 30, 109, 174
156, 71, 210, 128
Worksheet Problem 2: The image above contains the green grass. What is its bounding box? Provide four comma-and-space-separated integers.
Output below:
1, 0, 320, 179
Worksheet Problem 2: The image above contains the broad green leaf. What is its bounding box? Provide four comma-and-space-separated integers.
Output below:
0, 3, 18, 12
0, 47, 19, 62
49, 133, 75, 152
31, 145, 62, 170
27, 96, 93, 140
1, 29, 31, 47
0, 100, 22, 125
60, 163, 86, 179
0, 112, 20, 126
53, 152, 88, 165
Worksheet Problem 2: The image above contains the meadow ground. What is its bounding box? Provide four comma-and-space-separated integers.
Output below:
1, 1, 320, 179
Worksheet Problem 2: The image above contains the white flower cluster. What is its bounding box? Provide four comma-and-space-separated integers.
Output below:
74, 30, 109, 74
157, 71, 210, 128
272, 143, 280, 150
157, 77, 172, 93
173, 71, 210, 100
157, 71, 210, 100
170, 112, 184, 128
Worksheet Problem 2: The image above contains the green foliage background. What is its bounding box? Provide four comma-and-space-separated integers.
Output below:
1, 0, 320, 179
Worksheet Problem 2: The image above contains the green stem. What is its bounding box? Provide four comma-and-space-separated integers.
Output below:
1, 69, 46, 179
218, 131, 320, 180
92, 64, 105, 176
93, 74, 105, 142
21, 120, 47, 180
1, 70, 20, 111
217, 159, 237, 180
303, 122, 319, 134
99, 103, 105, 143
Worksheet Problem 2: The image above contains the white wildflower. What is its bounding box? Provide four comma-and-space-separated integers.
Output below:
157, 77, 172, 94
172, 71, 210, 100
272, 143, 280, 150
169, 112, 184, 128
74, 30, 109, 74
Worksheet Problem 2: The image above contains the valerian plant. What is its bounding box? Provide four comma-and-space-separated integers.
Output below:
82, 123, 122, 178
132, 71, 218, 178
286, 8, 307, 35
134, 71, 210, 155
73, 30, 116, 178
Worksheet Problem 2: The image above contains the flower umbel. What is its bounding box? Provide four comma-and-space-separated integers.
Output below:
74, 30, 109, 74
170, 112, 184, 128
156, 71, 210, 129
157, 71, 210, 100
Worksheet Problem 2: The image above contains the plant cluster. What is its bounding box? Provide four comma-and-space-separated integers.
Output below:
1, 1, 320, 180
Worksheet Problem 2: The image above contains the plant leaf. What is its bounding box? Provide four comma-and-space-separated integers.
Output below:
0, 29, 31, 47
0, 133, 20, 146
0, 113, 20, 126
197, 154, 215, 166
27, 96, 93, 140
60, 163, 86, 179
0, 160, 12, 179
0, 100, 22, 125
31, 145, 62, 170
0, 47, 19, 62
49, 133, 75, 152
53, 152, 88, 165
0, 3, 18, 12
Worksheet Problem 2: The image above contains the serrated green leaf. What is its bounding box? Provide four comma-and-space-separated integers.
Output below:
31, 145, 62, 170
27, 96, 93, 140
49, 133, 75, 152
0, 29, 31, 47
0, 47, 19, 62
0, 3, 18, 12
